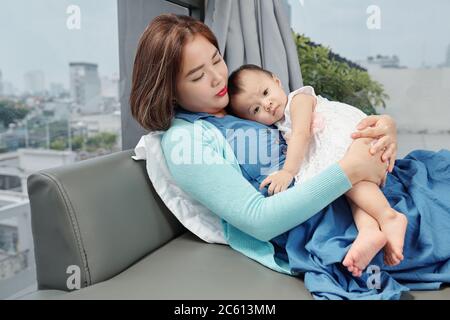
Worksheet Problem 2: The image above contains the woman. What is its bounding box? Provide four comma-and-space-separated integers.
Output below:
129, 14, 450, 299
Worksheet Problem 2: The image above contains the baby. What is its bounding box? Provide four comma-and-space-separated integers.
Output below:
227, 64, 408, 277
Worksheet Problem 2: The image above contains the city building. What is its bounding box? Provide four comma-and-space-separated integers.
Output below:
0, 70, 3, 96
0, 147, 77, 297
0, 189, 34, 299
359, 54, 404, 69
49, 82, 66, 98
23, 70, 45, 95
71, 111, 121, 148
43, 99, 71, 121
0, 149, 76, 195
69, 62, 102, 114
101, 73, 119, 100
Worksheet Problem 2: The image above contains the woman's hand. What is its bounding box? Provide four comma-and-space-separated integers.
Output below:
351, 115, 398, 172
339, 138, 389, 186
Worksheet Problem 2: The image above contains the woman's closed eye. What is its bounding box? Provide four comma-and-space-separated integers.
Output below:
192, 73, 204, 81
192, 58, 222, 82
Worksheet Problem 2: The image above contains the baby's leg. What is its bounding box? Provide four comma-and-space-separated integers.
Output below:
346, 181, 408, 266
342, 198, 387, 277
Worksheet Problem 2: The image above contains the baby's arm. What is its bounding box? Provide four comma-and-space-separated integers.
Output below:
282, 93, 316, 176
260, 93, 316, 195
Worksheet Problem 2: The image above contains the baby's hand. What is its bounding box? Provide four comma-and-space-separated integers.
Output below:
259, 170, 294, 196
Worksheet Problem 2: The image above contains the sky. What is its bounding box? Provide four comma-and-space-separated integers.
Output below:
1, 0, 450, 92
0, 0, 118, 92
287, 0, 450, 68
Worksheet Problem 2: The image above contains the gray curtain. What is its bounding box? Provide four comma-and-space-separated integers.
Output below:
204, 0, 303, 93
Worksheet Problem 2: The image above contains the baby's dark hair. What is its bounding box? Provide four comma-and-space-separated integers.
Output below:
228, 64, 274, 96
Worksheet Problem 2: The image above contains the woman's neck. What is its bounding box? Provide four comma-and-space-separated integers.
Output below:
211, 109, 227, 118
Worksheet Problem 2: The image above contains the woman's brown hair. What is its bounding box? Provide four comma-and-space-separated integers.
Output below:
129, 14, 219, 131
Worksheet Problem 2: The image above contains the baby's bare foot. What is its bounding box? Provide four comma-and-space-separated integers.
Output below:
342, 228, 387, 277
379, 209, 408, 266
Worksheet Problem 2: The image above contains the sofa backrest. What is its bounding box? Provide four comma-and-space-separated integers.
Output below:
27, 149, 185, 291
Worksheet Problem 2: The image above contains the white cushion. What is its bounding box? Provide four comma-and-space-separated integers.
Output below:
132, 132, 228, 244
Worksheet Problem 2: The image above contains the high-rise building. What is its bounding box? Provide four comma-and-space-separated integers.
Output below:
69, 62, 102, 114
24, 70, 46, 95
49, 82, 65, 98
101, 73, 119, 100
0, 70, 3, 96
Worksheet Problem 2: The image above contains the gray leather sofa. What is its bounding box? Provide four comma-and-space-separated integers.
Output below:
22, 149, 450, 299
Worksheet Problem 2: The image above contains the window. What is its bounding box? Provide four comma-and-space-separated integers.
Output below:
286, 0, 450, 157
0, 0, 119, 298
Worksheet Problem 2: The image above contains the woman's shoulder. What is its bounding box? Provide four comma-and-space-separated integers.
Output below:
161, 118, 225, 150
164, 118, 195, 134
162, 119, 199, 147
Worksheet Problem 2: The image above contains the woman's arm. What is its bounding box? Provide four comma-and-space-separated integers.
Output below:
259, 94, 316, 195
161, 119, 384, 241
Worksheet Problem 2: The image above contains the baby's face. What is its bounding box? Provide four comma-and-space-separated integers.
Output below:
230, 71, 287, 125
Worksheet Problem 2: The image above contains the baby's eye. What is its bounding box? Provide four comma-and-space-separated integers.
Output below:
263, 89, 269, 96
253, 106, 260, 114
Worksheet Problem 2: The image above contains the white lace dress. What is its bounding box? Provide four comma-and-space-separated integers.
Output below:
275, 86, 367, 183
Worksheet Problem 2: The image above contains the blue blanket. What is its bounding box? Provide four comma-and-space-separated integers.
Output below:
271, 149, 450, 299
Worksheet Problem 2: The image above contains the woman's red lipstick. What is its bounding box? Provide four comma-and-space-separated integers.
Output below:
216, 86, 228, 97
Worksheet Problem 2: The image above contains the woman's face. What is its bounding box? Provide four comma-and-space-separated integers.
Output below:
175, 35, 229, 115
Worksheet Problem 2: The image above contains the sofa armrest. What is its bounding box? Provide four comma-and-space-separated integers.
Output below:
27, 149, 185, 291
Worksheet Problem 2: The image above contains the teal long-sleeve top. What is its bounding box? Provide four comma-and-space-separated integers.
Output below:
161, 118, 352, 273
